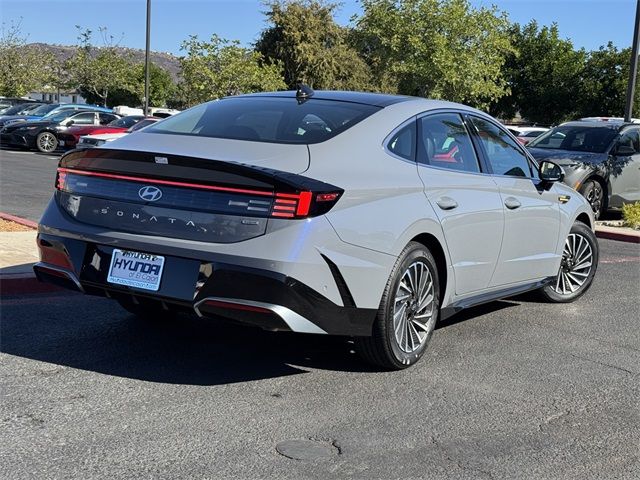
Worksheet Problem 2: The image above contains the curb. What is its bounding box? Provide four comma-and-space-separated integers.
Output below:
595, 226, 640, 244
0, 212, 44, 295
0, 211, 38, 229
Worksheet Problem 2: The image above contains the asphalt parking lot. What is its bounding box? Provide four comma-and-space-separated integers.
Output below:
0, 147, 60, 222
1, 239, 638, 479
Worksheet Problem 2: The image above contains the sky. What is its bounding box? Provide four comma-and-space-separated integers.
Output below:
1, 0, 638, 55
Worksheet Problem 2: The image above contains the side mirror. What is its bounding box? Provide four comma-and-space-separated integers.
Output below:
539, 160, 564, 183
65, 120, 74, 126
614, 144, 635, 156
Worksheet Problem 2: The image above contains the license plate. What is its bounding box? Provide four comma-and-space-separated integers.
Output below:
107, 249, 165, 291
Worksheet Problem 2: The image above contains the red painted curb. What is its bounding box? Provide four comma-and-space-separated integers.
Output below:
0, 273, 62, 296
0, 212, 38, 229
595, 228, 640, 244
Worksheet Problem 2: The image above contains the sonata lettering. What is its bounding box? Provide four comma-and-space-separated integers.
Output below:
96, 209, 207, 231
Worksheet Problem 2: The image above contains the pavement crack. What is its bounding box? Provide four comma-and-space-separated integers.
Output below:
568, 353, 637, 376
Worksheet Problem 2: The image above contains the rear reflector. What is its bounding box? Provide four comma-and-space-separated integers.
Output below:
204, 299, 273, 314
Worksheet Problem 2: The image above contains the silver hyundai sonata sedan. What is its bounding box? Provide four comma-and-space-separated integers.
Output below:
34, 88, 598, 369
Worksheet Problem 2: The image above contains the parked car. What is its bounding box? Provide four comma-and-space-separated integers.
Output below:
0, 103, 114, 128
0, 97, 38, 111
1, 109, 120, 153
0, 102, 46, 120
58, 115, 147, 149
34, 89, 597, 370
77, 117, 161, 148
506, 126, 549, 146
528, 120, 640, 219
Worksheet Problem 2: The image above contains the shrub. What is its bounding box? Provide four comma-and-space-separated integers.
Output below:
622, 202, 640, 229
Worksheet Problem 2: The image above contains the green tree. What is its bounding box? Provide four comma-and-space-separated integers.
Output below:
577, 42, 640, 118
352, 0, 515, 108
178, 34, 286, 107
65, 27, 134, 107
0, 20, 55, 96
256, 0, 373, 90
493, 21, 585, 124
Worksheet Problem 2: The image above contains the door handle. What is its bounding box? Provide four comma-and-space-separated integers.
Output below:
504, 197, 521, 209
436, 197, 458, 210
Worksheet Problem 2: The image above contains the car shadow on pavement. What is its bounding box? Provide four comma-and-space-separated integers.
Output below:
1, 292, 523, 385
0, 292, 380, 386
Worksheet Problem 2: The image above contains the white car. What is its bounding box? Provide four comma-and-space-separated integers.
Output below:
35, 89, 597, 370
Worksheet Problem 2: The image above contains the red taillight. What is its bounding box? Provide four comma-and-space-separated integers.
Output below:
56, 171, 67, 190
270, 190, 339, 219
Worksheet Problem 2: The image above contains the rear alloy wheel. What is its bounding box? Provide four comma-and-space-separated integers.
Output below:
579, 179, 605, 220
36, 131, 58, 153
356, 242, 439, 370
539, 222, 598, 303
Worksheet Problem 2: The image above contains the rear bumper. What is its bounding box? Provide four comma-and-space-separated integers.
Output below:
34, 231, 377, 336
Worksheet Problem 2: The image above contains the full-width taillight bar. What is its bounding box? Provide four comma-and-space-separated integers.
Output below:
55, 167, 342, 219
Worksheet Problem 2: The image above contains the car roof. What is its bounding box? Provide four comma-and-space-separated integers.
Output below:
559, 120, 634, 131
236, 90, 416, 107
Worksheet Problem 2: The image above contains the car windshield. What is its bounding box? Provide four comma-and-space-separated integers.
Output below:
145, 96, 381, 144
109, 116, 143, 128
529, 125, 618, 153
128, 118, 157, 132
24, 104, 58, 116
47, 110, 81, 123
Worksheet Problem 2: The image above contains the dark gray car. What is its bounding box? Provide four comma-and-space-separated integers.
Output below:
528, 120, 640, 219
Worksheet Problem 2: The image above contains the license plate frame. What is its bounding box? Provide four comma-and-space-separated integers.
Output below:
107, 249, 165, 291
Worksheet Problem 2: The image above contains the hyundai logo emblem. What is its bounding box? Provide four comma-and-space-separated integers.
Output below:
138, 186, 163, 202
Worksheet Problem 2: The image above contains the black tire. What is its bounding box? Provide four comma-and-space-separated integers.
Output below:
36, 131, 58, 153
116, 297, 177, 321
356, 242, 440, 370
579, 179, 605, 220
539, 221, 598, 303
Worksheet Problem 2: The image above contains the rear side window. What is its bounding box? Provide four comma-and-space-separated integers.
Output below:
146, 97, 381, 144
469, 116, 532, 177
418, 113, 480, 173
386, 121, 416, 160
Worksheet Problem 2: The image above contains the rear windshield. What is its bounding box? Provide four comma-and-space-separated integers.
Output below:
529, 125, 618, 153
145, 96, 381, 144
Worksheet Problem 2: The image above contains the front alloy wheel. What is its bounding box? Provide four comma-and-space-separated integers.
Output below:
539, 221, 598, 303
580, 179, 604, 220
36, 131, 58, 153
356, 242, 440, 369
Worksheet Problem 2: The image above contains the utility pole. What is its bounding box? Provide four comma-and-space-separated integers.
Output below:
144, 0, 151, 116
624, 0, 640, 121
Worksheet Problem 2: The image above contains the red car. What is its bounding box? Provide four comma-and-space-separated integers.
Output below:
57, 115, 146, 149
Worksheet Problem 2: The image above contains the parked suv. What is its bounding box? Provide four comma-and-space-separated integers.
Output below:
528, 120, 640, 218
34, 90, 597, 369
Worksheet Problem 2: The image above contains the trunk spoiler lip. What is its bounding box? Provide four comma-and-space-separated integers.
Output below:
59, 147, 340, 195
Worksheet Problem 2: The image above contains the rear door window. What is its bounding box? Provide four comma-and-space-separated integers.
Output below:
417, 113, 480, 173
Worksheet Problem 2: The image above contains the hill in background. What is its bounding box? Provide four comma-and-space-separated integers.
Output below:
27, 43, 181, 81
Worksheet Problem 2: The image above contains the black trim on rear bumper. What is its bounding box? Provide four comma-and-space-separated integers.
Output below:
34, 233, 377, 337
